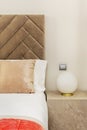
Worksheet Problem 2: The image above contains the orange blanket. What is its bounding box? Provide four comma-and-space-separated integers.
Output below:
0, 119, 44, 130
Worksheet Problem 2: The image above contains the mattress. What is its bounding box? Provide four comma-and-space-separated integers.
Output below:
0, 92, 48, 130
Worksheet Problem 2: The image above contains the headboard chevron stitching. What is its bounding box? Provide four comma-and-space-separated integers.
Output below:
0, 15, 44, 59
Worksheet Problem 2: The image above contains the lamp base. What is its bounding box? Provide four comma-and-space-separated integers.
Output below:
61, 93, 73, 96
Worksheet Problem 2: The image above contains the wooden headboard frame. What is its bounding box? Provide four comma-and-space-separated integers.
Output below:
0, 15, 44, 59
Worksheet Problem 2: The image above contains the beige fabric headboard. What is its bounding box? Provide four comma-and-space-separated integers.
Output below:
0, 15, 44, 59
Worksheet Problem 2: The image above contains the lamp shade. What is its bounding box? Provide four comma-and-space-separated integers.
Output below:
57, 71, 78, 94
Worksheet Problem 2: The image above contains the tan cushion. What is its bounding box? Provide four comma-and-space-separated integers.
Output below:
0, 60, 35, 93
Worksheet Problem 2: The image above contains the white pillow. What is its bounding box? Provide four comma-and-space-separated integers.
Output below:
34, 60, 47, 92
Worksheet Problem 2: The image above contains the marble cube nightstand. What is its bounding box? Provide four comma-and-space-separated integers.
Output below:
47, 91, 87, 130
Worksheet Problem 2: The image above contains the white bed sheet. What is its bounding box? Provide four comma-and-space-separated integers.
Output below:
0, 92, 48, 130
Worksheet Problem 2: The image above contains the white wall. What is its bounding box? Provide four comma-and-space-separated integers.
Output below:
78, 0, 87, 90
45, 0, 79, 90
0, 0, 87, 90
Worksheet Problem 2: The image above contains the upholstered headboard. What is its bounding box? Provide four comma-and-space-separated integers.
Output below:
0, 15, 44, 59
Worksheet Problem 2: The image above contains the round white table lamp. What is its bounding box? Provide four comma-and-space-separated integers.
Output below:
57, 71, 78, 96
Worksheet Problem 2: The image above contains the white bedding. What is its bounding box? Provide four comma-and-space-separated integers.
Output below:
0, 92, 48, 130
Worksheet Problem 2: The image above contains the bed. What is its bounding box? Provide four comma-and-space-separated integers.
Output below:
0, 15, 48, 130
